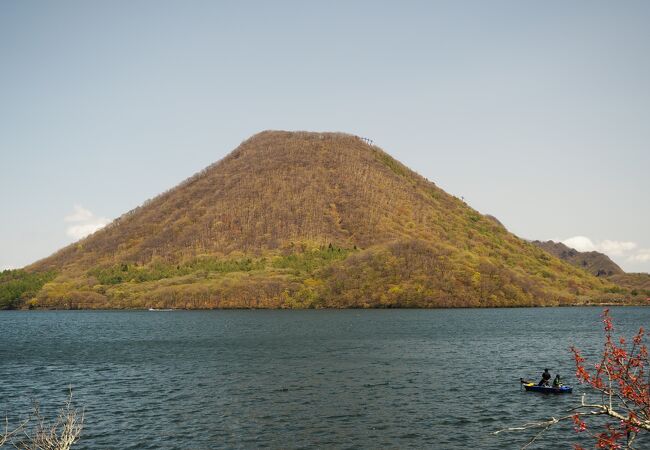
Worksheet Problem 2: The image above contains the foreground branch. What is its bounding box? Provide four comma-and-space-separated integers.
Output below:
493, 393, 646, 449
496, 310, 650, 449
0, 390, 83, 450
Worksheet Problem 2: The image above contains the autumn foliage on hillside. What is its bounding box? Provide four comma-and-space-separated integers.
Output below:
608, 273, 650, 299
3, 131, 624, 309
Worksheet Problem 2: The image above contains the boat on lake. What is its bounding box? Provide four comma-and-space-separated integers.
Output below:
520, 378, 572, 394
148, 308, 174, 311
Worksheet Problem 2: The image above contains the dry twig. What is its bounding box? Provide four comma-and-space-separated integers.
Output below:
1, 389, 83, 450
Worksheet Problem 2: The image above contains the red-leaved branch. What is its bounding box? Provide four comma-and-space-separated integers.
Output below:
494, 309, 649, 450
570, 309, 649, 449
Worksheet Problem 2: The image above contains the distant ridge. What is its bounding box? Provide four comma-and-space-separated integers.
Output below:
532, 240, 650, 298
2, 131, 626, 309
532, 240, 650, 299
532, 240, 624, 277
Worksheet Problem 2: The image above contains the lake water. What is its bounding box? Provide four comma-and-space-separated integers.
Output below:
1, 307, 648, 449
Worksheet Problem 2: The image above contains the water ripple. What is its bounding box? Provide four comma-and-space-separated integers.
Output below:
1, 308, 649, 449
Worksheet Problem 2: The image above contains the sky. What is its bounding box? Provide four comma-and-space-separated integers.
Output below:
1, 0, 649, 273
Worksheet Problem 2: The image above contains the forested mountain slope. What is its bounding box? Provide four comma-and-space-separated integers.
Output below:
3, 131, 624, 309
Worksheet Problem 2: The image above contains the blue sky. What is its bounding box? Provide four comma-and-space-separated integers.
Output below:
1, 0, 649, 272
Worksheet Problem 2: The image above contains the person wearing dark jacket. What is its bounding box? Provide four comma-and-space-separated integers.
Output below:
538, 368, 551, 386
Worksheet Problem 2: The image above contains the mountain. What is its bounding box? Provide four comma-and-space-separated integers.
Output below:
532, 240, 650, 299
531, 240, 624, 277
2, 131, 624, 309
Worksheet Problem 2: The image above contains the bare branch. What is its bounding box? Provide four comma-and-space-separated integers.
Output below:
0, 389, 83, 450
0, 415, 29, 448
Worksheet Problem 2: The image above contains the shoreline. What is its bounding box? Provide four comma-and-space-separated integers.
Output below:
2, 302, 648, 312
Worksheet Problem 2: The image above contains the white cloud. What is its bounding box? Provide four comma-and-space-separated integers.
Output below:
628, 249, 650, 264
64, 205, 110, 240
562, 236, 596, 252
562, 236, 650, 271
598, 240, 637, 256
66, 221, 110, 240
562, 236, 637, 256
64, 205, 94, 223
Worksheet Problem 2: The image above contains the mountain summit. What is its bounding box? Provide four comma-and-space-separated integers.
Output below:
6, 131, 620, 308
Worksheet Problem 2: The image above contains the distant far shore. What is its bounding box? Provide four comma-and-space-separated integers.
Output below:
3, 302, 648, 312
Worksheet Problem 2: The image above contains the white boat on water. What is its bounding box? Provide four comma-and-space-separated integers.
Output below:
148, 308, 174, 311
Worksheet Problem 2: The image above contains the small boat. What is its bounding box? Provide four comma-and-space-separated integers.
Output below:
520, 378, 572, 394
148, 308, 174, 312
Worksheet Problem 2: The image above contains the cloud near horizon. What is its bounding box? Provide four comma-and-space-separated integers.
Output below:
628, 249, 650, 263
561, 236, 649, 266
65, 205, 110, 240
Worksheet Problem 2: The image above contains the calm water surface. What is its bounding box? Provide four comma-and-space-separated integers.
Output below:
1, 307, 648, 449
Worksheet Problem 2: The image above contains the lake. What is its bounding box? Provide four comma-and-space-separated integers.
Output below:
1, 307, 648, 449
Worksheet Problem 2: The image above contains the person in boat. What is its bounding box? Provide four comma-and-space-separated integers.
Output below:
553, 374, 561, 387
538, 368, 551, 386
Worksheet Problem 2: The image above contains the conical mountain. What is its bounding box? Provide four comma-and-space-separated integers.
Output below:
8, 131, 620, 309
